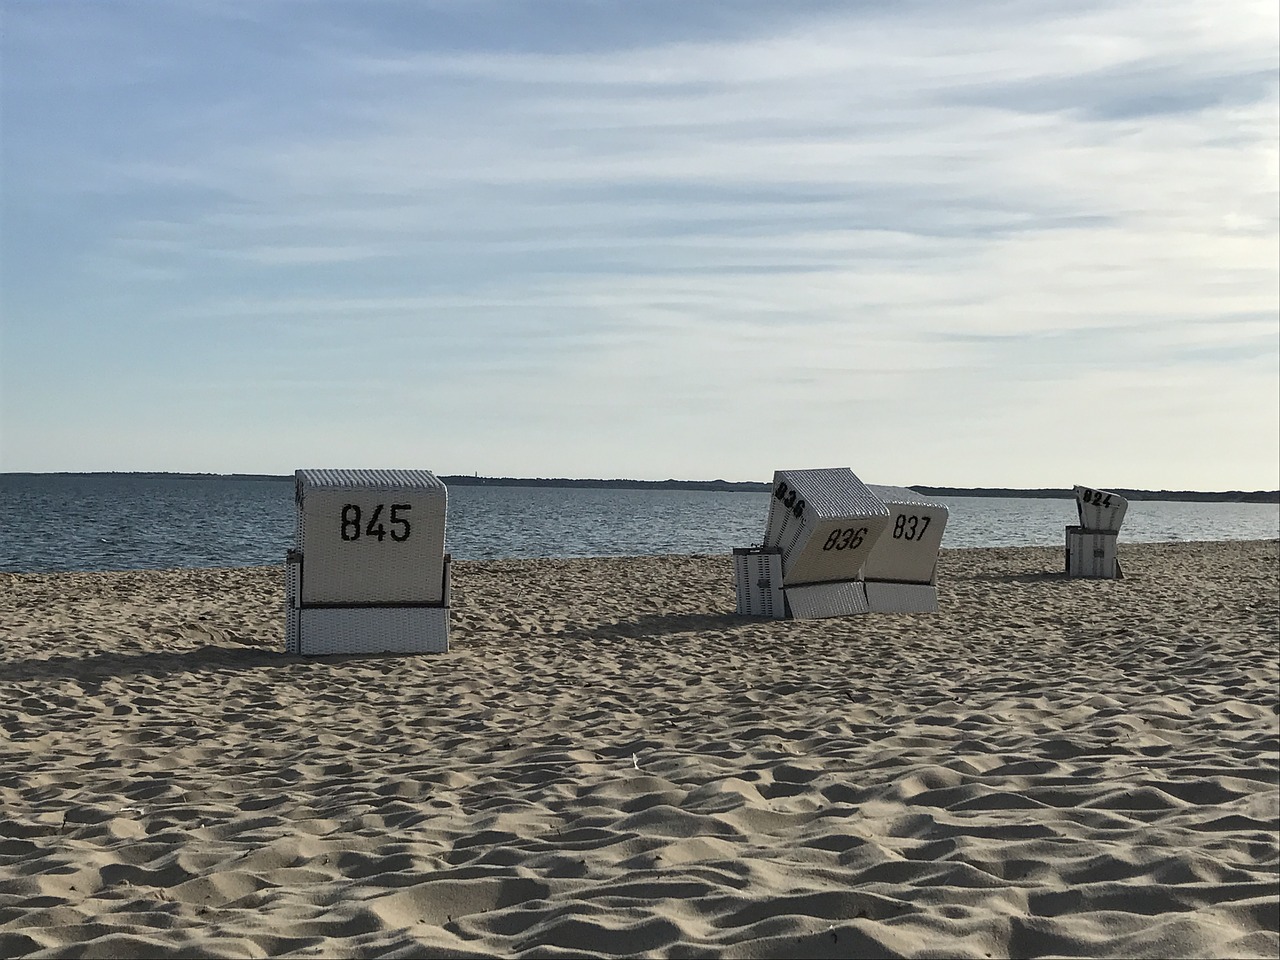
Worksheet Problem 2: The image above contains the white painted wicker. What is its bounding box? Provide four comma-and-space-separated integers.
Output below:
763, 468, 890, 587
864, 581, 939, 614
287, 469, 450, 656
298, 606, 449, 655
285, 550, 302, 655
785, 580, 871, 619
1072, 484, 1128, 534
295, 469, 447, 605
1066, 526, 1120, 579
861, 485, 948, 587
733, 548, 785, 618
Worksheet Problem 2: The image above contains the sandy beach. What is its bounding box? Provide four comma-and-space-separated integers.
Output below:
1, 540, 1277, 959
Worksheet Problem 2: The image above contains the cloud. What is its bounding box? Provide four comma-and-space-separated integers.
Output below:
1, 0, 1276, 485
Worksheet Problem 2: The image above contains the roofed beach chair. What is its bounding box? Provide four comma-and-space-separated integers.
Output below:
286, 469, 451, 655
860, 485, 950, 613
1065, 484, 1127, 579
734, 467, 891, 619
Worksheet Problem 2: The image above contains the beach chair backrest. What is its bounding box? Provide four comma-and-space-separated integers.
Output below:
763, 467, 890, 587
861, 485, 949, 584
1073, 484, 1128, 534
295, 468, 448, 605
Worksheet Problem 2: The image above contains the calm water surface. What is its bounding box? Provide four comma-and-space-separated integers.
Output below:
1, 474, 1276, 574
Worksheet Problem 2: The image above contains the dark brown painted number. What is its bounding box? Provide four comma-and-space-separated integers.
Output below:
821, 527, 867, 551
892, 514, 931, 541
773, 481, 806, 520
340, 503, 412, 542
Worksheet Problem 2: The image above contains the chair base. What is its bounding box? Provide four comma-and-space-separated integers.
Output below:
1066, 526, 1122, 579
864, 581, 939, 613
286, 550, 452, 655
784, 580, 871, 619
287, 605, 449, 656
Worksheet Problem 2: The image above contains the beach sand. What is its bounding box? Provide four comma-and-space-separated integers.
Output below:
1, 540, 1277, 959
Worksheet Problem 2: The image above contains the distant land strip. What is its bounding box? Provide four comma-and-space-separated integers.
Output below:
442, 477, 1279, 503
906, 486, 1279, 504
5, 472, 1278, 503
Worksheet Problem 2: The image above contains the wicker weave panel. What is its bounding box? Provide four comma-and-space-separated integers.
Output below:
784, 580, 871, 619
766, 468, 886, 522
781, 516, 891, 587
295, 469, 448, 605
864, 485, 937, 510
865, 581, 939, 613
297, 606, 449, 656
285, 551, 302, 655
732, 548, 785, 618
862, 485, 948, 585
1066, 526, 1119, 578
763, 469, 889, 587
285, 608, 300, 655
296, 469, 449, 494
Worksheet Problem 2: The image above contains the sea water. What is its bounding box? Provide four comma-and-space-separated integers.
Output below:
1, 474, 1276, 574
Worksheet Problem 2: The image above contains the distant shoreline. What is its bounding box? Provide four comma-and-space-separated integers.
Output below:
3, 472, 1277, 503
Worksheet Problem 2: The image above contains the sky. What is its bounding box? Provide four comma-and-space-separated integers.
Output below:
1, 0, 1277, 490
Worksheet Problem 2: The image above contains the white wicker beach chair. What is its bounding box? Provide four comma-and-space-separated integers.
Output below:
1073, 485, 1128, 533
1066, 484, 1127, 579
861, 485, 949, 613
735, 467, 891, 619
286, 469, 450, 655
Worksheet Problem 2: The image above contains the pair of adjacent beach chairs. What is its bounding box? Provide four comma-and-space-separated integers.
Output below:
284, 468, 1127, 657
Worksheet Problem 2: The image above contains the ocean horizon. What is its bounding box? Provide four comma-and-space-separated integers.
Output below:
2, 473, 1277, 574
2, 471, 1276, 503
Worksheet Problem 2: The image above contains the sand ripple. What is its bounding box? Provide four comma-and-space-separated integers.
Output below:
1, 541, 1277, 958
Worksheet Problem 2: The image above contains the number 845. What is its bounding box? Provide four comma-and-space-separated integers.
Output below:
341, 503, 412, 542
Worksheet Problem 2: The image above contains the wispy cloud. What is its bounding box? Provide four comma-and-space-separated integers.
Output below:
2, 0, 1276, 485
